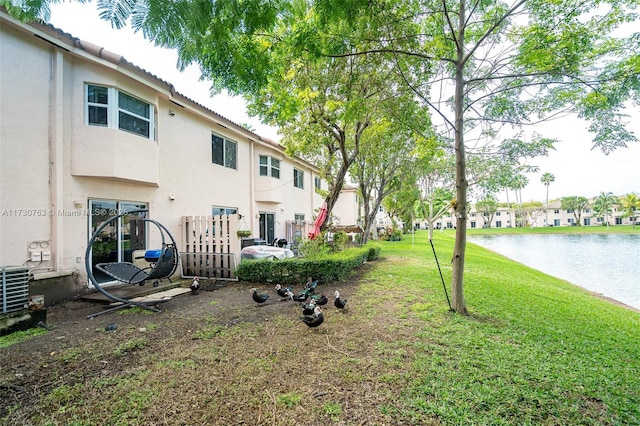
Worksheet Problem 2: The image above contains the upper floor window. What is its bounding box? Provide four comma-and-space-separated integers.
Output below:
259, 156, 280, 178
495, 212, 501, 216
86, 84, 153, 139
314, 176, 321, 190
212, 134, 237, 169
294, 213, 305, 222
294, 168, 304, 189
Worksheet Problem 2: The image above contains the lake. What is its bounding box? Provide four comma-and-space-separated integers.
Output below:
468, 233, 640, 311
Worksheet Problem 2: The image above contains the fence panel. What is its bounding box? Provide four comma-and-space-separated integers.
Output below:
180, 214, 239, 280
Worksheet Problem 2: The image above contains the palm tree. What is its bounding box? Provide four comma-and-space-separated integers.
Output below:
511, 174, 528, 227
619, 193, 640, 228
540, 172, 555, 226
592, 191, 616, 228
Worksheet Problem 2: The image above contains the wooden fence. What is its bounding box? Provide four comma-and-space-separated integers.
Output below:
180, 215, 239, 280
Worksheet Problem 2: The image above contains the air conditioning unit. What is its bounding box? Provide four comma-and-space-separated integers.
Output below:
1, 266, 29, 314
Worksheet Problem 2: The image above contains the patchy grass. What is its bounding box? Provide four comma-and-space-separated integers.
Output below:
1, 231, 639, 425
0, 327, 47, 349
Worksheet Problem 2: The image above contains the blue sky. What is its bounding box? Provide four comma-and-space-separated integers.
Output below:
48, 2, 640, 203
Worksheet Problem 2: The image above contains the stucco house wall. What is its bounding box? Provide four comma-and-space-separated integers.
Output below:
0, 10, 328, 305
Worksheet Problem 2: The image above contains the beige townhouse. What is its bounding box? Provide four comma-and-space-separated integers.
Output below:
0, 10, 330, 306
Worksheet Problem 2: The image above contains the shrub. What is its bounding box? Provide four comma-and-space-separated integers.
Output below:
236, 244, 380, 285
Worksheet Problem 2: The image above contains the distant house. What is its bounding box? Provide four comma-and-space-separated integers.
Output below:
0, 10, 346, 304
413, 197, 636, 230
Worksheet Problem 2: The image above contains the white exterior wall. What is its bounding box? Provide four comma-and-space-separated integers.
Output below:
332, 186, 359, 226
0, 12, 334, 300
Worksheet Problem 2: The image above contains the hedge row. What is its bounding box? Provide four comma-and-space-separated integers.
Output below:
236, 243, 382, 285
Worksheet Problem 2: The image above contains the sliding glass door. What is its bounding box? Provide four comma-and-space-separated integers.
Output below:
88, 200, 147, 285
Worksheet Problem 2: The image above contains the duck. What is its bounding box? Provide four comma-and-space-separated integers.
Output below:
190, 276, 200, 295
300, 306, 324, 328
334, 290, 347, 309
310, 293, 328, 306
301, 299, 317, 315
304, 277, 319, 293
275, 283, 293, 298
291, 289, 311, 302
251, 288, 270, 304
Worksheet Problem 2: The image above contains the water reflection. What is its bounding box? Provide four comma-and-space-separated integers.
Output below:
468, 234, 640, 310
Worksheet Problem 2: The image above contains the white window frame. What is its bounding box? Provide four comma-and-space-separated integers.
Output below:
212, 133, 237, 170
86, 84, 154, 140
259, 155, 280, 178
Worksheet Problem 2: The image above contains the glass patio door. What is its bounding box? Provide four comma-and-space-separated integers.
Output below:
259, 212, 275, 244
88, 200, 147, 285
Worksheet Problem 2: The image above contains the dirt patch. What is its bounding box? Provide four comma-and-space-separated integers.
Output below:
0, 268, 430, 425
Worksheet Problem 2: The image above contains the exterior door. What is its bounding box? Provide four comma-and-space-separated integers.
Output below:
88, 200, 146, 285
259, 212, 275, 244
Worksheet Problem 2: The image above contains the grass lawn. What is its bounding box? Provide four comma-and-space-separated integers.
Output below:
2, 230, 639, 425
372, 230, 640, 424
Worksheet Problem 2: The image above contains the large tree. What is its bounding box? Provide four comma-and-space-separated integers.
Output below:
560, 196, 590, 226
475, 196, 498, 228
6, 0, 638, 315
351, 119, 430, 244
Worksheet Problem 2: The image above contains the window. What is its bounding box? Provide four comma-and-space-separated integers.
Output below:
314, 176, 321, 190
294, 213, 305, 223
470, 213, 476, 217
496, 221, 502, 228
495, 212, 501, 216
470, 221, 476, 228
259, 156, 280, 178
293, 168, 304, 189
615, 217, 622, 225
554, 209, 560, 214
212, 134, 237, 169
584, 218, 591, 226
86, 84, 153, 139
554, 219, 561, 226
212, 206, 237, 216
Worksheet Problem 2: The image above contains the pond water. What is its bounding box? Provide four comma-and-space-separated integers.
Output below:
468, 233, 640, 311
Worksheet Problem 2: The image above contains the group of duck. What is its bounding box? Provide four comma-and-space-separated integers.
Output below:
251, 277, 347, 328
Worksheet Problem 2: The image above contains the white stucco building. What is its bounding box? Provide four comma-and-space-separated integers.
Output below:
0, 10, 335, 304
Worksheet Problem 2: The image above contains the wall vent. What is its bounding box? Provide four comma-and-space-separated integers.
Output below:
1, 266, 30, 314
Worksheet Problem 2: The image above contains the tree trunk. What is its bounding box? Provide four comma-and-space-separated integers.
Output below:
450, 2, 468, 315
545, 185, 549, 226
